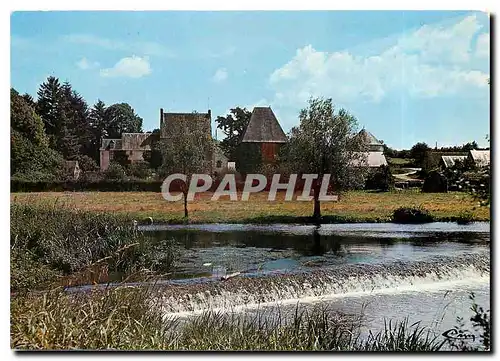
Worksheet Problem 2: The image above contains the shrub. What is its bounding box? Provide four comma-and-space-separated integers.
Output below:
422, 170, 448, 193
392, 206, 434, 224
104, 162, 127, 180
455, 211, 475, 225
127, 162, 153, 179
365, 165, 394, 191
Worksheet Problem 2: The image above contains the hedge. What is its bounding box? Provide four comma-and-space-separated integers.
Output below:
11, 180, 165, 193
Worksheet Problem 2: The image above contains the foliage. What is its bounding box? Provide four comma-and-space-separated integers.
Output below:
127, 162, 153, 179
282, 97, 369, 219
410, 142, 430, 167
445, 293, 490, 351
392, 206, 434, 224
422, 170, 448, 193
365, 165, 394, 191
75, 154, 99, 173
105, 162, 127, 181
215, 107, 252, 160
10, 179, 165, 192
234, 142, 262, 175
11, 292, 456, 351
11, 88, 48, 148
159, 113, 213, 217
10, 203, 181, 293
104, 103, 143, 138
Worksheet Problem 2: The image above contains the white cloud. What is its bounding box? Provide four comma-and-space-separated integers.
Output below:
268, 14, 490, 107
76, 57, 100, 70
100, 56, 151, 78
476, 32, 490, 58
212, 68, 228, 83
63, 34, 175, 58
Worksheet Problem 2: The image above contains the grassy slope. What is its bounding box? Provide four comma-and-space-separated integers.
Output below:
10, 190, 490, 223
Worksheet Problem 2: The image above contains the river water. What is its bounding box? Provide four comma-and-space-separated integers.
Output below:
70, 222, 490, 343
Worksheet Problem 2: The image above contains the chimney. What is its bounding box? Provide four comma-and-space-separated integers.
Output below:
208, 109, 212, 119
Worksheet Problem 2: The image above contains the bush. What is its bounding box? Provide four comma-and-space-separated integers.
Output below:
392, 206, 434, 224
455, 211, 475, 225
127, 162, 153, 179
365, 165, 394, 191
422, 170, 448, 193
105, 162, 127, 180
10, 179, 164, 192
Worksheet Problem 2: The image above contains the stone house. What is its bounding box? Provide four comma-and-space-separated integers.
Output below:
100, 133, 154, 171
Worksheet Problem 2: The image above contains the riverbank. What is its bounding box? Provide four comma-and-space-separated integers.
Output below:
10, 190, 490, 224
10, 203, 490, 351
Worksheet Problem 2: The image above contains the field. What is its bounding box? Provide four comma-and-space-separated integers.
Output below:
10, 190, 489, 223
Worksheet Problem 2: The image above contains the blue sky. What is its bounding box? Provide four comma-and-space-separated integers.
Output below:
11, 11, 490, 149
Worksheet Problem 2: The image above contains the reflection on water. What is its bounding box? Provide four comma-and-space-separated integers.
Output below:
141, 223, 489, 279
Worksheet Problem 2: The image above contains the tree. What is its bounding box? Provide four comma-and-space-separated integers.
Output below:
11, 89, 63, 179
410, 142, 430, 167
215, 107, 252, 159
283, 97, 368, 221
88, 100, 108, 162
159, 115, 212, 218
104, 103, 143, 138
36, 76, 65, 148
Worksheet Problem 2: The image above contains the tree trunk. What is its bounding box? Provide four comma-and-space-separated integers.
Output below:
313, 181, 321, 223
183, 192, 188, 218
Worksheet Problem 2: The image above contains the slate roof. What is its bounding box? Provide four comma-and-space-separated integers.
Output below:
354, 129, 384, 152
241, 107, 287, 143
469, 150, 490, 167
100, 133, 153, 151
441, 155, 467, 168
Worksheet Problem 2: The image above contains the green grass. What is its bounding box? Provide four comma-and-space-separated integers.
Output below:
10, 190, 490, 224
11, 286, 448, 351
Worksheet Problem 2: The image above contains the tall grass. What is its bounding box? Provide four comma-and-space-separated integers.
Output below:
11, 286, 449, 351
11, 202, 179, 293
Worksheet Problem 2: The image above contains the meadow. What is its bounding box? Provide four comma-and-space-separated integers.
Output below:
11, 190, 490, 224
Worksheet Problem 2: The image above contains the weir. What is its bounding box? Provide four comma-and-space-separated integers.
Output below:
153, 252, 489, 318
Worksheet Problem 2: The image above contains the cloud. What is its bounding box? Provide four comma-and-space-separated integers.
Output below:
100, 56, 151, 78
475, 32, 490, 58
63, 34, 175, 58
212, 68, 228, 83
76, 57, 100, 70
208, 46, 236, 58
268, 14, 490, 107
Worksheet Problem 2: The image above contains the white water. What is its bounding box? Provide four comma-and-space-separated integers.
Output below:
159, 254, 489, 319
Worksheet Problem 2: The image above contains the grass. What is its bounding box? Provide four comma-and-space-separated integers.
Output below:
11, 286, 448, 351
11, 190, 490, 224
10, 203, 179, 293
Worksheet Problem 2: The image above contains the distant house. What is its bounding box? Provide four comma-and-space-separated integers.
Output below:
468, 149, 490, 167
100, 133, 155, 171
213, 143, 229, 176
439, 155, 467, 169
349, 129, 387, 168
241, 107, 287, 163
63, 160, 81, 181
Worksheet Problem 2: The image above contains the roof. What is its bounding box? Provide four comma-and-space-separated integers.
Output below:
440, 155, 467, 168
355, 129, 383, 146
100, 138, 122, 150
100, 133, 153, 150
349, 152, 388, 168
120, 133, 153, 150
241, 107, 287, 143
469, 150, 490, 167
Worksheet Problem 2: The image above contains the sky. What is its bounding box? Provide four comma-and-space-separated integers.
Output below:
10, 10, 490, 150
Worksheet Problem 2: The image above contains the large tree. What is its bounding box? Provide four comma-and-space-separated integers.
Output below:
88, 99, 108, 161
283, 97, 368, 221
410, 142, 430, 167
11, 88, 63, 179
104, 103, 143, 138
215, 107, 252, 160
159, 115, 212, 218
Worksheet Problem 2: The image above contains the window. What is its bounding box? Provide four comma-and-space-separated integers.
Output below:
216, 160, 222, 168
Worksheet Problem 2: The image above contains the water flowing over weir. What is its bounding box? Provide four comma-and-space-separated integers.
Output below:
155, 252, 489, 318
